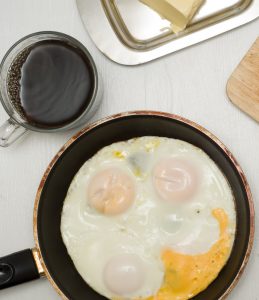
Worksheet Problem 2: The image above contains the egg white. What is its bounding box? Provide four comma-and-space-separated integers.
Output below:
61, 136, 236, 299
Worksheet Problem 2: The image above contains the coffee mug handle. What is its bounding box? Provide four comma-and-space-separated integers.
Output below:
0, 119, 28, 147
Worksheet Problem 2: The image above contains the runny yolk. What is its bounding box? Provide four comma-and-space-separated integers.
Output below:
153, 158, 199, 202
88, 168, 135, 216
139, 208, 231, 300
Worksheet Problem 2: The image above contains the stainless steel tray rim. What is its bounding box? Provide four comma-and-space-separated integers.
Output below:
77, 0, 259, 65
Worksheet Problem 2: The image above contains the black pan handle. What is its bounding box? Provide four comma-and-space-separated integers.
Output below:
0, 249, 40, 289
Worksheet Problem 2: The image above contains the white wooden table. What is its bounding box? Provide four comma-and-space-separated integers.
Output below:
0, 1, 258, 299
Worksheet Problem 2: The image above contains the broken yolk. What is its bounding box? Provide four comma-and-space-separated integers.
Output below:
140, 208, 231, 300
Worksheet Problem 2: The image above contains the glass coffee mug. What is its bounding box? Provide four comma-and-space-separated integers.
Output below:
0, 31, 102, 147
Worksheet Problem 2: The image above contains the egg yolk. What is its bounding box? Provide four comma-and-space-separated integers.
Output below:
153, 158, 199, 202
139, 208, 231, 300
88, 168, 135, 216
103, 254, 146, 296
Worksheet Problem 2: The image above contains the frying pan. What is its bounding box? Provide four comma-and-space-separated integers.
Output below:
0, 111, 254, 300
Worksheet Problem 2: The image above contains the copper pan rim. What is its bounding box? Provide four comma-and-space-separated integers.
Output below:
33, 110, 255, 300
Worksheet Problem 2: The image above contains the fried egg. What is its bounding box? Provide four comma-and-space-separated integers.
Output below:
61, 137, 236, 300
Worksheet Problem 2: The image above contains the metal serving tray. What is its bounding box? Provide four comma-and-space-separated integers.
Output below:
77, 0, 259, 65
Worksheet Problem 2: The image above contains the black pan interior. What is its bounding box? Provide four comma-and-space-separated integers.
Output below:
37, 115, 251, 300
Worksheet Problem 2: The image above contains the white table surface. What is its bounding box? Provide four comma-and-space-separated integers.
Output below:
0, 1, 258, 299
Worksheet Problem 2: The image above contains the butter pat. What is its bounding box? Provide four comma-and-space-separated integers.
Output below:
140, 0, 204, 33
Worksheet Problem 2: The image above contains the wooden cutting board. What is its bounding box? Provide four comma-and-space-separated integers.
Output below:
227, 38, 259, 122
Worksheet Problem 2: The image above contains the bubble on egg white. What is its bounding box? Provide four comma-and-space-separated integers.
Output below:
161, 213, 184, 234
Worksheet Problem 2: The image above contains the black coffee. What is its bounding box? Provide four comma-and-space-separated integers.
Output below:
7, 40, 94, 128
